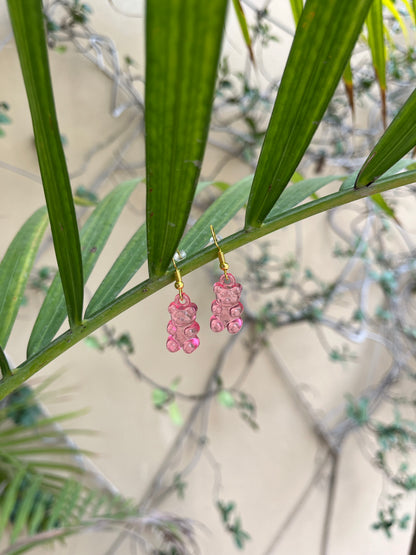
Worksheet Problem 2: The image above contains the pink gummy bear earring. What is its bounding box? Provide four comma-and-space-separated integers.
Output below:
166, 258, 200, 354
210, 225, 243, 334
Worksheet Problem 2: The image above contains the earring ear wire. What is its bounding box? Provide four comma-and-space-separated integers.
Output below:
172, 257, 184, 301
210, 225, 229, 280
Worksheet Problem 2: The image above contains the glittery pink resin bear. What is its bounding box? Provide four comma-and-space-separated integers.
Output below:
210, 273, 243, 334
167, 293, 200, 354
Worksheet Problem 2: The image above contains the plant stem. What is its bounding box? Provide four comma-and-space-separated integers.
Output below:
320, 453, 339, 555
262, 452, 331, 555
408, 501, 416, 555
0, 170, 415, 401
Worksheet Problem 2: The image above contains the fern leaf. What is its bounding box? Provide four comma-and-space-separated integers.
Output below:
75, 489, 95, 522
9, 475, 41, 543
45, 478, 73, 530
0, 468, 26, 538
59, 480, 82, 528
27, 492, 50, 535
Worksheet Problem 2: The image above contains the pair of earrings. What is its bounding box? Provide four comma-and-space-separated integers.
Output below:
166, 226, 244, 354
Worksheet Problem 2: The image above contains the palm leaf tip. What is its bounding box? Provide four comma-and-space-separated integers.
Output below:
7, 0, 84, 327
244, 0, 374, 228
145, 0, 228, 277
355, 88, 416, 188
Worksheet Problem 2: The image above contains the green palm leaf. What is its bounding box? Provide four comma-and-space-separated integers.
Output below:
27, 181, 137, 357
289, 0, 303, 25
9, 475, 41, 543
0, 470, 27, 538
0, 207, 48, 350
343, 60, 354, 115
85, 224, 147, 318
145, 0, 228, 277
0, 389, 136, 551
2, 166, 415, 403
367, 0, 386, 126
264, 175, 343, 222
179, 175, 341, 258
7, 0, 84, 327
231, 0, 255, 63
355, 89, 416, 188
179, 176, 253, 256
245, 0, 374, 228
382, 0, 408, 38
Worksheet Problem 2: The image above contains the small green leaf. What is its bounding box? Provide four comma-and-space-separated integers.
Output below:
74, 186, 98, 206
173, 474, 187, 499
217, 500, 236, 523
152, 388, 170, 408
355, 89, 416, 188
399, 514, 411, 529
0, 112, 12, 124
218, 390, 235, 408
27, 181, 137, 357
84, 336, 104, 351
370, 193, 398, 222
346, 394, 369, 425
0, 207, 48, 349
168, 402, 183, 426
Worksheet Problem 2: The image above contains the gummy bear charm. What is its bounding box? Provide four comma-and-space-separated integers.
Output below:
210, 273, 243, 334
167, 293, 200, 354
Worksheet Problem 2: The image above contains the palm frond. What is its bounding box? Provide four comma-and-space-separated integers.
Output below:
0, 386, 197, 553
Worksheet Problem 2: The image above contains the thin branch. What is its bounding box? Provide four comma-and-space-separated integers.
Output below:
408, 502, 416, 555
320, 453, 339, 555
265, 345, 339, 453
262, 451, 331, 555
241, 0, 295, 36
104, 337, 237, 555
139, 337, 237, 510
0, 159, 41, 184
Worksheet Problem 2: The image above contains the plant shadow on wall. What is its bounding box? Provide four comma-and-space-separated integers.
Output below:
0, 0, 416, 553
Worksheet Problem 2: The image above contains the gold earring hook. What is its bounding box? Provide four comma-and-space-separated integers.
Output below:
210, 225, 229, 279
172, 257, 184, 300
